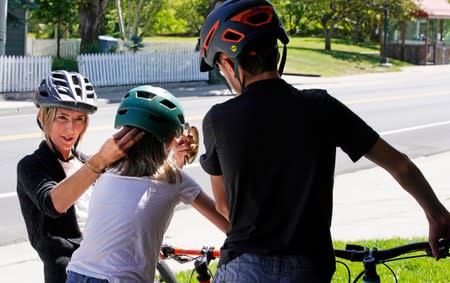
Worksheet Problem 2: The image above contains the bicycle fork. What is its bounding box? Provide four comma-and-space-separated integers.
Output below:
361, 249, 380, 283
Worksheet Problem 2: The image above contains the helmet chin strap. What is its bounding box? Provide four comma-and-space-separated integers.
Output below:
213, 65, 235, 95
231, 58, 245, 94
278, 44, 287, 76
47, 138, 79, 162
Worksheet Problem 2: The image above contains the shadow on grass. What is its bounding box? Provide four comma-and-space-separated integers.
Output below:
288, 46, 383, 65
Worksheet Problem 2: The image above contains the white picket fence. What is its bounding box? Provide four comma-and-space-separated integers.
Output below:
78, 48, 208, 87
0, 55, 52, 93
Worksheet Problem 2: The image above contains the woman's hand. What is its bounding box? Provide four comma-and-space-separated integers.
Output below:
88, 127, 145, 171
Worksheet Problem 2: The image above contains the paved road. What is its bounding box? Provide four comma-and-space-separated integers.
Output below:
1, 66, 450, 281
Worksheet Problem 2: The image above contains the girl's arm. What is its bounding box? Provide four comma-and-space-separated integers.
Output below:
191, 191, 229, 234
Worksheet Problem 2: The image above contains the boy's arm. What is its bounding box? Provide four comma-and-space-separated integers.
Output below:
365, 138, 450, 258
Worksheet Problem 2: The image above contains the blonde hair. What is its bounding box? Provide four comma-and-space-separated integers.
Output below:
37, 107, 89, 143
109, 132, 180, 184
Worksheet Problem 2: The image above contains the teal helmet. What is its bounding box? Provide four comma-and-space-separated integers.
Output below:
114, 86, 185, 142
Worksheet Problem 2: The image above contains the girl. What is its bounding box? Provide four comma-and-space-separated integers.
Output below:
66, 85, 228, 282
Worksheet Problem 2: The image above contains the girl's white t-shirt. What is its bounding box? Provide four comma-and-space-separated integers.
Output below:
66, 170, 201, 283
59, 158, 92, 233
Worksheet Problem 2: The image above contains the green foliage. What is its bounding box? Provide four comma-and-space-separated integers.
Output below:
52, 57, 78, 72
174, 0, 209, 35
30, 0, 78, 35
152, 8, 186, 34
80, 42, 101, 54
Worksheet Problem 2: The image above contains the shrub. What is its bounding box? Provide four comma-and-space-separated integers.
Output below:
52, 58, 78, 72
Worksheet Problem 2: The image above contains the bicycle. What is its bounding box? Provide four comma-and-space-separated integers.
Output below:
156, 244, 220, 283
334, 238, 450, 283
156, 239, 450, 283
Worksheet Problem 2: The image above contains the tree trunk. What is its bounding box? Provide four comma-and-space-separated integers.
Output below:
324, 27, 332, 51
132, 0, 144, 36
115, 0, 126, 40
56, 23, 61, 58
79, 0, 108, 53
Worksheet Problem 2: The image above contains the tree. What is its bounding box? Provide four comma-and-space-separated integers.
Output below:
114, 0, 164, 38
32, 0, 77, 58
175, 0, 209, 35
274, 0, 308, 35
78, 0, 108, 53
305, 0, 352, 50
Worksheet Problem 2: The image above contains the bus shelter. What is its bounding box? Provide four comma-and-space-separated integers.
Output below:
385, 0, 450, 65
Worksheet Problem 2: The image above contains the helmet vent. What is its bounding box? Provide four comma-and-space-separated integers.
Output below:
39, 91, 48, 97
75, 88, 82, 97
223, 29, 244, 42
203, 20, 219, 49
54, 80, 68, 87
117, 109, 128, 115
246, 12, 270, 26
231, 6, 274, 27
149, 113, 165, 122
86, 85, 93, 91
72, 75, 80, 85
160, 99, 176, 110
53, 73, 65, 80
136, 91, 156, 100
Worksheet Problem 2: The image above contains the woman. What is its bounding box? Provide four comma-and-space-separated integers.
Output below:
66, 85, 229, 282
16, 70, 144, 283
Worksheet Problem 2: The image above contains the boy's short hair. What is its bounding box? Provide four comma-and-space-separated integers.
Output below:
238, 41, 279, 76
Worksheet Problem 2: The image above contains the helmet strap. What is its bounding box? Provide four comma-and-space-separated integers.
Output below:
231, 58, 245, 94
213, 65, 234, 95
278, 44, 287, 76
47, 138, 78, 162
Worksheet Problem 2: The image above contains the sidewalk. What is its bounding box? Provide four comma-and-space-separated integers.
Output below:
1, 150, 449, 281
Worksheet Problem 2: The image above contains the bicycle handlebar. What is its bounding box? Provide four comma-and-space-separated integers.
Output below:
160, 244, 220, 263
334, 239, 450, 262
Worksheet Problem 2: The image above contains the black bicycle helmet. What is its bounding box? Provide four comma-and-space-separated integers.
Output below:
199, 0, 289, 73
34, 70, 98, 114
114, 86, 185, 142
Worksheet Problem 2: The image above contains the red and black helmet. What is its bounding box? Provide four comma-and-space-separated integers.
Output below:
199, 0, 289, 72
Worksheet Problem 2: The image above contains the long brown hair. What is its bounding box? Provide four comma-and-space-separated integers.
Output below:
108, 132, 180, 184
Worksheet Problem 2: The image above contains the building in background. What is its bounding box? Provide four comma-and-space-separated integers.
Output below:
5, 4, 28, 56
385, 0, 450, 65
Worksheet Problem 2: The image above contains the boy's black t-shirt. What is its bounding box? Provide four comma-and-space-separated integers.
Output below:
200, 78, 379, 278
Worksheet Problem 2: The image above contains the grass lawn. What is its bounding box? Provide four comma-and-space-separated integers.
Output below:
145, 36, 413, 77
164, 238, 449, 283
284, 37, 412, 77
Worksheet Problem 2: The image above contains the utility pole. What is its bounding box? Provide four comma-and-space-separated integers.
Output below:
0, 0, 7, 55
380, 0, 391, 67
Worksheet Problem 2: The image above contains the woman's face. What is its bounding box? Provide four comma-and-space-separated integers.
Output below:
48, 108, 87, 159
